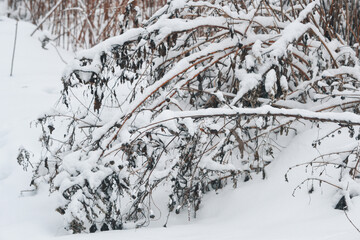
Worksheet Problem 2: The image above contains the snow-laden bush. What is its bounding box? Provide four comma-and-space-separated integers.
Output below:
29, 0, 360, 233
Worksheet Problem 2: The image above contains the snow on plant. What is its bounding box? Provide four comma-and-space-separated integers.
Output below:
28, 0, 360, 234
286, 127, 360, 211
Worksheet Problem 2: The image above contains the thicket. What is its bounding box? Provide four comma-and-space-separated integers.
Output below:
17, 0, 360, 234
7, 0, 167, 49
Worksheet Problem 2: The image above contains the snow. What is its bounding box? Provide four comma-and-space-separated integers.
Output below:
265, 69, 277, 95
0, 17, 68, 179
0, 16, 71, 238
1, 13, 360, 240
280, 75, 288, 91
0, 0, 6, 16
155, 105, 360, 127
231, 69, 261, 105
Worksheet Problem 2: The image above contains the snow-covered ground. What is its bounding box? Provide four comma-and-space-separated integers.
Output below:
0, 0, 6, 16
0, 16, 69, 239
0, 16, 360, 240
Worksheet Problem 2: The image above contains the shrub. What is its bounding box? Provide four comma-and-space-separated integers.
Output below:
29, 0, 360, 233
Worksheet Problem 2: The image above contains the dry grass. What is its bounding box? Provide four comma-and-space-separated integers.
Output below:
8, 0, 167, 49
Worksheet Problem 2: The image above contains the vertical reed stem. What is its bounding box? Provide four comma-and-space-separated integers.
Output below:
10, 20, 18, 77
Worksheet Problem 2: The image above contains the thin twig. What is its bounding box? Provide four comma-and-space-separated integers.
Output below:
344, 210, 360, 233
10, 20, 18, 77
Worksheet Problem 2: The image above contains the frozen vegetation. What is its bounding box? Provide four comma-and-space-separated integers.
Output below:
1, 0, 360, 239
